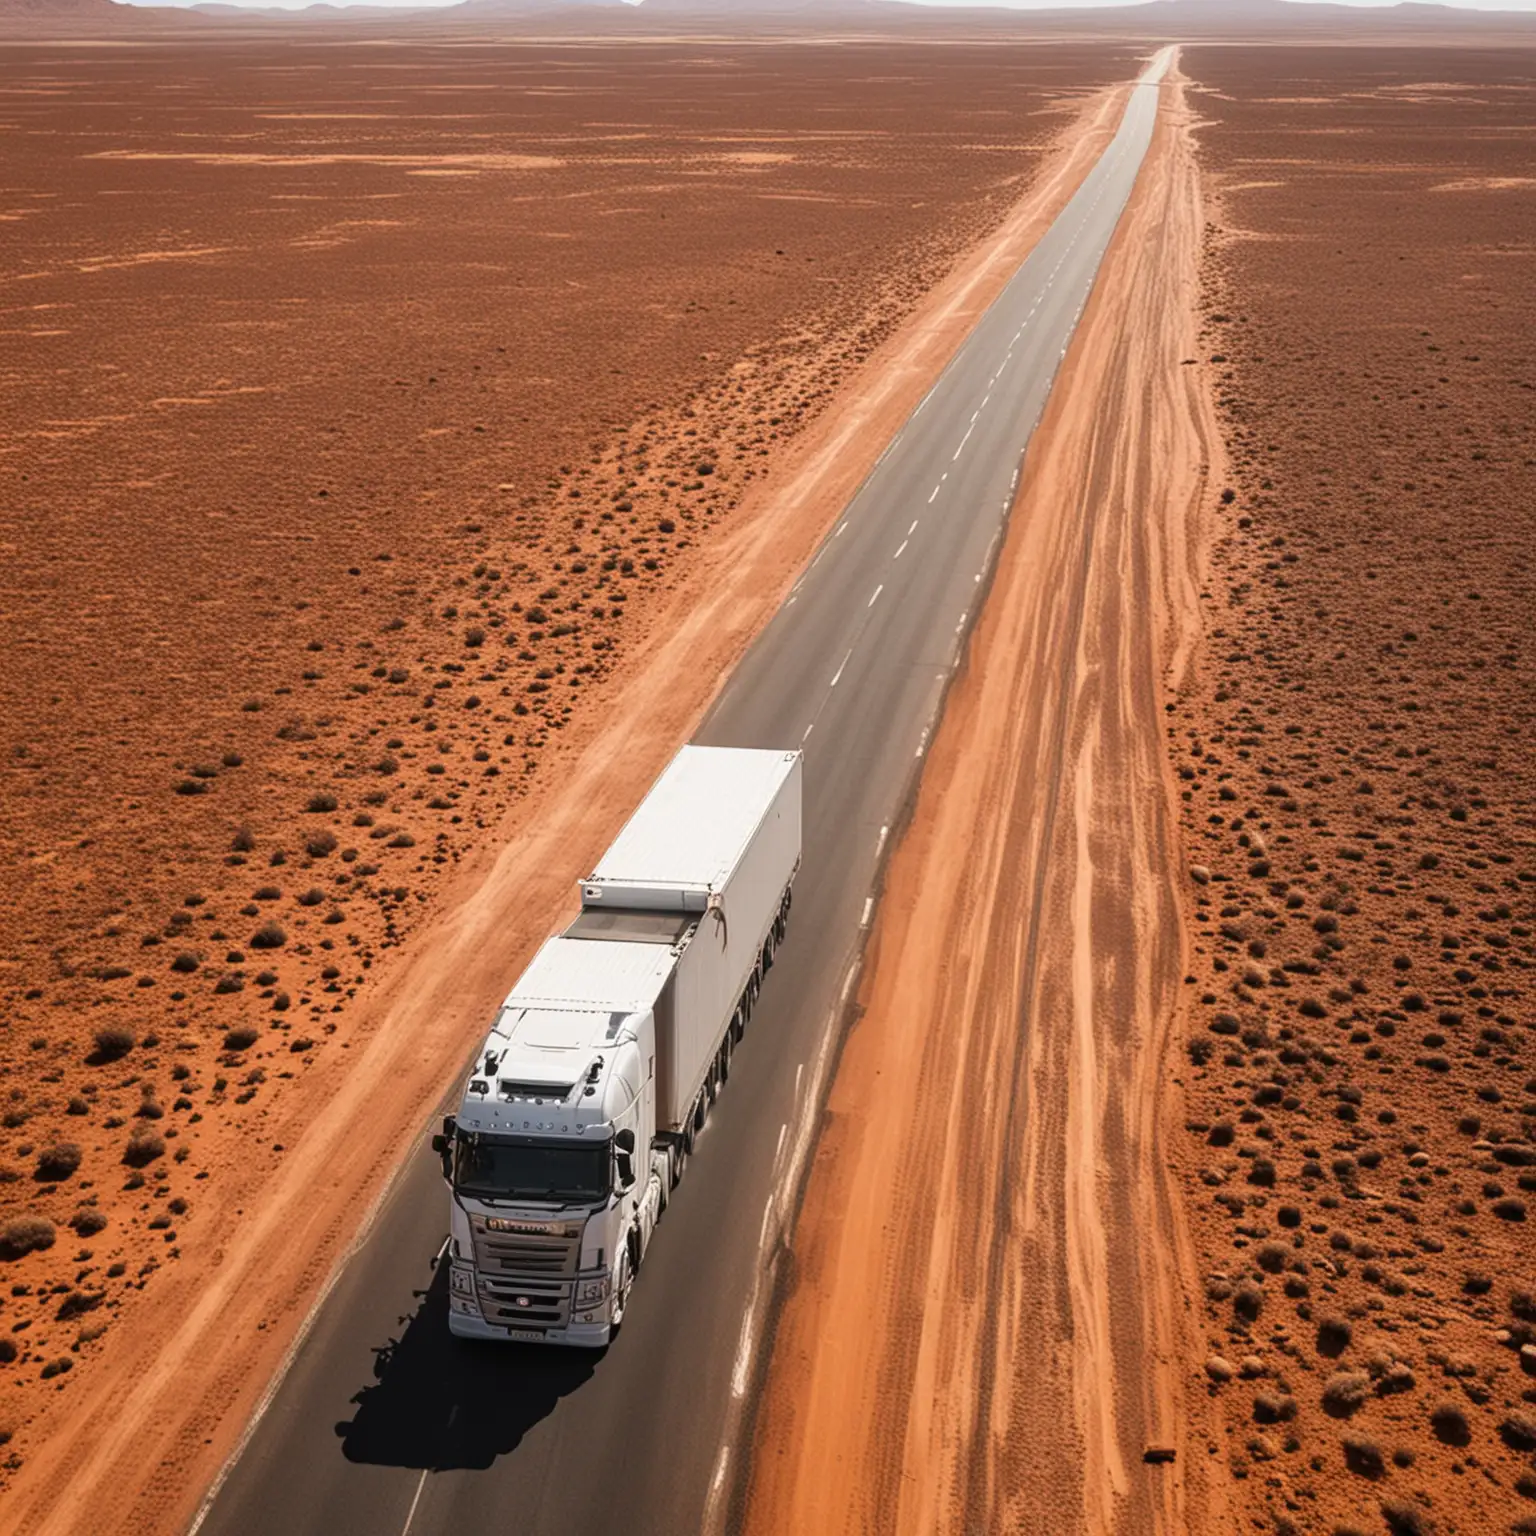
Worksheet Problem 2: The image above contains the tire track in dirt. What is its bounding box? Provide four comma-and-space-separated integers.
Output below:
743, 62, 1234, 1536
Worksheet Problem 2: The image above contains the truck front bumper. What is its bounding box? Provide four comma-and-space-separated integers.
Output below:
448, 1306, 612, 1349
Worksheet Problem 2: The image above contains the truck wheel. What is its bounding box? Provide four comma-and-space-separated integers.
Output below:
731, 1004, 746, 1046
718, 1036, 731, 1085
693, 1090, 708, 1133
669, 1139, 687, 1189
611, 1234, 638, 1333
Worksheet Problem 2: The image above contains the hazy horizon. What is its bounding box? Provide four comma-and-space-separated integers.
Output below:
109, 0, 1536, 14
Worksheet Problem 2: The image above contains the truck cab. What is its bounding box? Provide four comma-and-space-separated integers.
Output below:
439, 938, 673, 1346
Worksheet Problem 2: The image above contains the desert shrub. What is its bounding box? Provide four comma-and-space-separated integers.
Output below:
231, 825, 255, 851
34, 1143, 81, 1181
223, 1027, 259, 1052
1253, 1392, 1296, 1425
56, 1290, 102, 1322
305, 792, 338, 814
1428, 1402, 1470, 1446
170, 952, 199, 975
297, 888, 325, 907
1379, 1501, 1432, 1536
305, 831, 338, 858
1316, 1315, 1352, 1357
1512, 1290, 1536, 1323
388, 833, 416, 849
1341, 1435, 1384, 1479
66, 1096, 88, 1117
1321, 1371, 1370, 1418
122, 1128, 165, 1168
1256, 1242, 1289, 1275
70, 1209, 107, 1237
214, 975, 244, 996
290, 1037, 314, 1053
253, 885, 281, 902
39, 1357, 73, 1380
250, 922, 287, 950
0, 1215, 56, 1260
1501, 1412, 1536, 1451
91, 1025, 135, 1062
174, 779, 207, 797
1232, 1283, 1263, 1323
0, 1338, 16, 1363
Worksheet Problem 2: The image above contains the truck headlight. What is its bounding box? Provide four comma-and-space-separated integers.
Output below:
449, 1264, 474, 1296
576, 1275, 610, 1304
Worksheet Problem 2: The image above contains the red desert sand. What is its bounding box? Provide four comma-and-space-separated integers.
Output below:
0, 30, 1134, 1529
1170, 45, 1536, 1536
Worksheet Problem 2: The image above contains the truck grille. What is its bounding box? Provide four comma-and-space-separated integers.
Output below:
469, 1216, 580, 1329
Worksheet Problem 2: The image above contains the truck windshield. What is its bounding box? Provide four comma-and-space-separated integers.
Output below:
453, 1133, 610, 1204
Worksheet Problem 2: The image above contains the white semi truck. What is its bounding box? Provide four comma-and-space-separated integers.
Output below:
434, 744, 802, 1346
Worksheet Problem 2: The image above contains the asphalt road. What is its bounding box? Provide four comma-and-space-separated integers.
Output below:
195, 46, 1172, 1536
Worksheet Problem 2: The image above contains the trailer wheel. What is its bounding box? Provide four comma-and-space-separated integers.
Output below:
705, 1059, 719, 1107
718, 1035, 731, 1085
731, 1004, 746, 1046
693, 1089, 708, 1132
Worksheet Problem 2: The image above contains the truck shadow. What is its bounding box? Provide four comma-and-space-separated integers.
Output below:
335, 1264, 598, 1470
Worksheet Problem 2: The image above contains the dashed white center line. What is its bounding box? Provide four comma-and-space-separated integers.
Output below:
952, 422, 975, 461
928, 483, 941, 504
893, 539, 908, 560
867, 584, 883, 608
829, 648, 853, 688
907, 519, 919, 536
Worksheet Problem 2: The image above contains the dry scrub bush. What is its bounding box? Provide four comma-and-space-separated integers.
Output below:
0, 1215, 56, 1259
1321, 1370, 1371, 1418
34, 1142, 81, 1181
90, 1025, 135, 1063
1428, 1401, 1471, 1446
122, 1128, 165, 1168
250, 921, 287, 950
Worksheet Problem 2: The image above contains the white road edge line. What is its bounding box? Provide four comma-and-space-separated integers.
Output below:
400, 1469, 430, 1536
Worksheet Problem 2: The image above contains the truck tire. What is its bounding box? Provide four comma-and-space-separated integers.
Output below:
669, 1139, 687, 1189
731, 1003, 746, 1046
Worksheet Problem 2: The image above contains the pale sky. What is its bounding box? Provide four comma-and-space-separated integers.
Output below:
118, 0, 1536, 16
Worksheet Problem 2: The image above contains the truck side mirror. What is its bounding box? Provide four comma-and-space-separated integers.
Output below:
613, 1128, 636, 1190
432, 1116, 456, 1179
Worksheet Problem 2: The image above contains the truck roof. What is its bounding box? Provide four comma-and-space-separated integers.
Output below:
584, 745, 798, 901
502, 936, 676, 1018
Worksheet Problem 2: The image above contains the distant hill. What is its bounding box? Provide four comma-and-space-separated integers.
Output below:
6, 0, 1534, 39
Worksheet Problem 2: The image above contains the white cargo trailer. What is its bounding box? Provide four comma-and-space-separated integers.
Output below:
436, 744, 801, 1346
